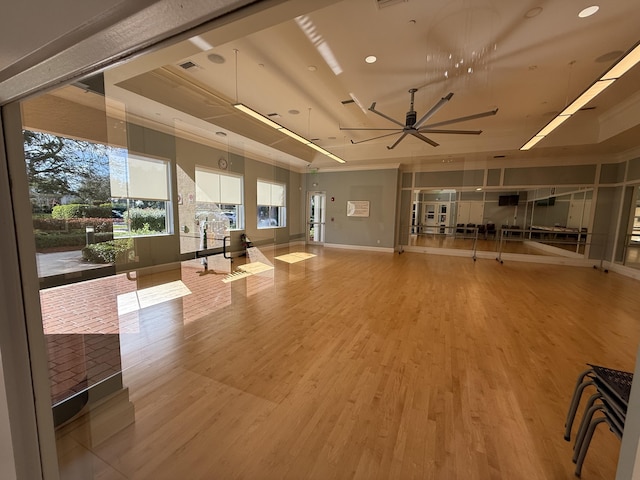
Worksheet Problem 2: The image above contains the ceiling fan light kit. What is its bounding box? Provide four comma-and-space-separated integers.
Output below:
340, 89, 498, 149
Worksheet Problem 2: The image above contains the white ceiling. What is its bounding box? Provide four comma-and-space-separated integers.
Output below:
105, 0, 640, 171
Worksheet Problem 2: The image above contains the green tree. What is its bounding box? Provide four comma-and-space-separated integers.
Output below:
23, 130, 112, 202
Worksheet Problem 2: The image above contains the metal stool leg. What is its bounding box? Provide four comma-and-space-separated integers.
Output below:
565, 369, 595, 440
572, 393, 602, 450
575, 416, 607, 477
572, 402, 603, 463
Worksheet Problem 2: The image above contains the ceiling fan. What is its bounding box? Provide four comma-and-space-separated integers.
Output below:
340, 89, 498, 149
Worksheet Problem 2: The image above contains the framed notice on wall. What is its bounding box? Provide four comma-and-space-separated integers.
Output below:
347, 200, 370, 217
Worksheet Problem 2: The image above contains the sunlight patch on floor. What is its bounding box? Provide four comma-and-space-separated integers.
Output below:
117, 280, 192, 315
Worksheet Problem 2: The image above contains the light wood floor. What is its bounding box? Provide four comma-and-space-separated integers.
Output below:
56, 246, 640, 479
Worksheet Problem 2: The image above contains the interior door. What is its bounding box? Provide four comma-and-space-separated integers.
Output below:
308, 191, 326, 244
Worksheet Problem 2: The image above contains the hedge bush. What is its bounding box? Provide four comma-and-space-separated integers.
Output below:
82, 238, 134, 264
126, 208, 165, 232
52, 204, 111, 219
35, 232, 114, 249
33, 217, 115, 233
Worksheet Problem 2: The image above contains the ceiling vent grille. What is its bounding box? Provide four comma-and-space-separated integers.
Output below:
179, 61, 197, 70
376, 0, 408, 9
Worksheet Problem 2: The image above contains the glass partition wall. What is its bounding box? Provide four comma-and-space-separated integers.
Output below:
17, 53, 304, 475
403, 186, 595, 261
620, 185, 640, 269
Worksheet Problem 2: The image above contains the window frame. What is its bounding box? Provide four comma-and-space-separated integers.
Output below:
257, 179, 286, 229
194, 166, 245, 231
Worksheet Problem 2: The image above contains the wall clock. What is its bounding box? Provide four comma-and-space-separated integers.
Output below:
218, 157, 228, 170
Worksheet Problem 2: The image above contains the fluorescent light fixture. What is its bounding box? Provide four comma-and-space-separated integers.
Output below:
560, 79, 615, 115
233, 103, 346, 163
233, 103, 283, 129
307, 143, 329, 154
537, 114, 571, 136
521, 136, 545, 151
521, 40, 640, 151
601, 43, 640, 80
279, 127, 311, 144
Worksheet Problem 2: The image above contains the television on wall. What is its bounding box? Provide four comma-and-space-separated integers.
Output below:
498, 194, 520, 206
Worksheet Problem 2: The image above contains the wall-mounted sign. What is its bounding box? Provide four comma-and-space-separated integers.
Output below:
347, 200, 370, 217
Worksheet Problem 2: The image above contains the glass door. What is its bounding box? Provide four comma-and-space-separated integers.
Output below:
308, 191, 326, 244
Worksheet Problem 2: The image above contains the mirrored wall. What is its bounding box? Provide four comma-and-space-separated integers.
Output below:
405, 187, 595, 260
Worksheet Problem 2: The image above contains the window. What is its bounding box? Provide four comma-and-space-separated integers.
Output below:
109, 152, 171, 236
257, 180, 286, 228
195, 167, 244, 232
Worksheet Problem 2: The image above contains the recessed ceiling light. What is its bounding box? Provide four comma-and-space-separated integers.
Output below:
307, 65, 317, 71
288, 109, 300, 115
578, 5, 599, 18
365, 55, 377, 64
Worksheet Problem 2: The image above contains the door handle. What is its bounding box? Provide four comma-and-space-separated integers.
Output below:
223, 236, 230, 259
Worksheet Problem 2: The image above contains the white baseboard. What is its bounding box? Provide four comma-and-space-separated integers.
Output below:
605, 262, 640, 281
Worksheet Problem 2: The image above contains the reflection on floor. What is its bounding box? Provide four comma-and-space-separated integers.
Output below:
52, 247, 639, 479
41, 248, 293, 409
46, 334, 121, 405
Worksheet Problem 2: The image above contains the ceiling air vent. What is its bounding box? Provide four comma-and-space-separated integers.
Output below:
179, 61, 197, 70
341, 99, 355, 105
376, 0, 408, 9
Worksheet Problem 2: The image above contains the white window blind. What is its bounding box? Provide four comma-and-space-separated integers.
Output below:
195, 169, 221, 203
196, 168, 243, 204
220, 174, 242, 204
129, 156, 169, 200
109, 152, 169, 200
257, 180, 285, 206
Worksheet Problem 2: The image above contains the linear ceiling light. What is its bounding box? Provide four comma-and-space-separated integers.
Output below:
233, 103, 346, 163
601, 43, 640, 80
537, 114, 571, 136
560, 79, 614, 115
520, 136, 545, 151
520, 40, 640, 151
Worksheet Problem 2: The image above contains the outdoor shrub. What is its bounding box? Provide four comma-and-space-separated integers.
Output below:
82, 238, 134, 264
35, 232, 113, 250
126, 208, 165, 232
33, 217, 114, 232
51, 204, 111, 219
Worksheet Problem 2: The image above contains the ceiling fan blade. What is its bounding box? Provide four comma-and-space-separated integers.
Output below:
413, 92, 453, 129
350, 131, 405, 145
386, 132, 409, 150
418, 128, 482, 135
340, 127, 403, 131
411, 132, 439, 147
422, 108, 498, 129
368, 102, 406, 128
